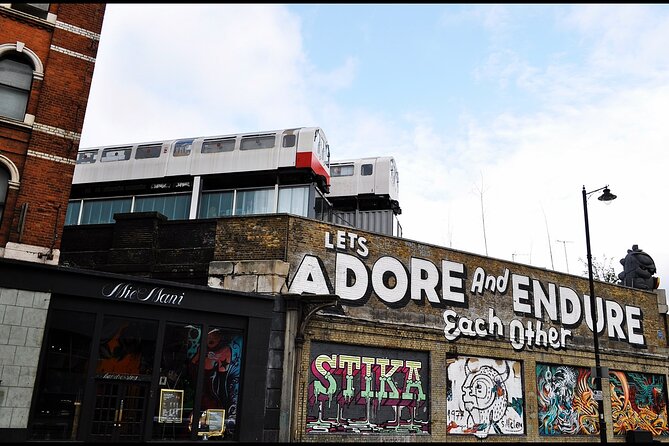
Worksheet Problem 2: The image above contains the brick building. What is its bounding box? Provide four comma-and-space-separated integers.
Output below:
58, 213, 669, 443
0, 3, 105, 441
0, 3, 105, 263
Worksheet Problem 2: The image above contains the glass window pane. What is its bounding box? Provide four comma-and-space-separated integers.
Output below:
64, 200, 81, 226
174, 140, 193, 157
202, 138, 235, 153
331, 165, 354, 177
152, 323, 201, 440
361, 164, 373, 176
0, 57, 33, 90
198, 191, 233, 218
240, 135, 275, 150
11, 3, 50, 19
282, 134, 296, 148
193, 328, 243, 441
80, 198, 132, 224
0, 85, 28, 120
96, 316, 157, 378
29, 309, 95, 440
235, 189, 274, 215
136, 144, 162, 159
278, 186, 309, 216
76, 150, 98, 164
134, 194, 190, 220
100, 147, 132, 162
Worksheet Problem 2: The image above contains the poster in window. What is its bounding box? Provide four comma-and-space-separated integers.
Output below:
159, 389, 184, 423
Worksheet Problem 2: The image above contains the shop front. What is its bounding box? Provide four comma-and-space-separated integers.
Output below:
0, 260, 273, 443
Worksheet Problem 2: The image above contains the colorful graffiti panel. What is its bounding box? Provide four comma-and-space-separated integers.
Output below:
536, 363, 599, 436
610, 370, 669, 437
447, 356, 524, 437
306, 342, 430, 435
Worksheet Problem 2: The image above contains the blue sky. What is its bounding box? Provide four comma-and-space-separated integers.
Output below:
80, 4, 669, 292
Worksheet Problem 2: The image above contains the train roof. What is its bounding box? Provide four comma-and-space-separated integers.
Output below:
77, 126, 326, 151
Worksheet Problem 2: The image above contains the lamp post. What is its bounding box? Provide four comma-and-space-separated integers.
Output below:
582, 185, 617, 444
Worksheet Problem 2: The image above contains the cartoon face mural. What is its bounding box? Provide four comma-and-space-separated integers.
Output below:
536, 364, 599, 436
447, 356, 524, 437
610, 370, 669, 437
306, 342, 430, 435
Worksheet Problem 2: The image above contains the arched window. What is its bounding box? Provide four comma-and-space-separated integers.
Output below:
0, 52, 33, 121
0, 165, 9, 225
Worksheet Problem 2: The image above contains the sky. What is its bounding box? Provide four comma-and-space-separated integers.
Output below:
79, 3, 669, 292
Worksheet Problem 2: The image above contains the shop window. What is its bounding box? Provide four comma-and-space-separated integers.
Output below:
134, 193, 190, 220
152, 323, 201, 440
0, 53, 33, 121
235, 188, 274, 216
80, 197, 132, 224
96, 316, 157, 378
278, 185, 309, 217
192, 328, 243, 441
29, 310, 96, 440
198, 191, 234, 218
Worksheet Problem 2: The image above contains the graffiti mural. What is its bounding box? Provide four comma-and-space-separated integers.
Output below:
610, 370, 669, 437
306, 342, 429, 435
536, 363, 599, 436
447, 356, 524, 437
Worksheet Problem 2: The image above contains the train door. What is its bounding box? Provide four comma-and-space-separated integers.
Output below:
357, 159, 376, 194
89, 380, 151, 442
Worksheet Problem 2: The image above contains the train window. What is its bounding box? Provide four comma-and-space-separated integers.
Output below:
282, 134, 296, 148
331, 165, 354, 177
173, 139, 193, 157
136, 144, 162, 159
100, 147, 132, 162
76, 150, 98, 164
361, 164, 373, 176
240, 135, 275, 150
202, 138, 235, 154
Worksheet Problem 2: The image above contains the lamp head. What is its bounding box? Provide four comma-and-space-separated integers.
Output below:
597, 187, 617, 204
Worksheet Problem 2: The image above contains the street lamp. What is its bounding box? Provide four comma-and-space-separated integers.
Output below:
582, 184, 616, 444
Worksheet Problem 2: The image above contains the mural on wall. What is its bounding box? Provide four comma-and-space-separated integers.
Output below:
536, 363, 599, 436
306, 342, 429, 435
447, 356, 524, 437
446, 356, 525, 438
610, 370, 669, 437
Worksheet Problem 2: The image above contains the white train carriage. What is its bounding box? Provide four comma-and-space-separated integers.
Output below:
67, 127, 331, 226
73, 127, 330, 187
328, 156, 399, 203
318, 156, 402, 237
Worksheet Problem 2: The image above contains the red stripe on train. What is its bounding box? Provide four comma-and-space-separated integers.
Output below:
295, 152, 330, 186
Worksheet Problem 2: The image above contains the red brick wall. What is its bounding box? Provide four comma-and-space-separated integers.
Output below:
0, 4, 106, 251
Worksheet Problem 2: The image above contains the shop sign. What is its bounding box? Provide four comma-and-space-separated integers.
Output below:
100, 282, 185, 306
